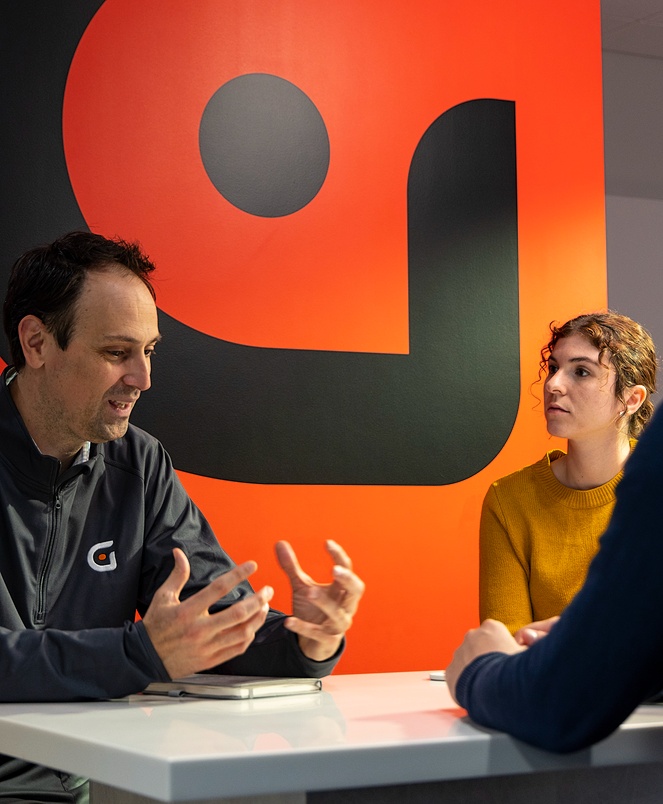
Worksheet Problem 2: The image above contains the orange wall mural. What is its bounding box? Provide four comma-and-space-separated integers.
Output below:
0, 0, 606, 672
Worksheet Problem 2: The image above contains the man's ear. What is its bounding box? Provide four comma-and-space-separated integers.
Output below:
624, 384, 647, 416
17, 315, 50, 368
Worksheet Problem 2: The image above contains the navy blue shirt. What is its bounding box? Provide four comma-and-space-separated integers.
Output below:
456, 404, 663, 752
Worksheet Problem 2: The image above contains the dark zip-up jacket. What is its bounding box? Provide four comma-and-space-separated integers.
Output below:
0, 366, 340, 703
456, 402, 663, 752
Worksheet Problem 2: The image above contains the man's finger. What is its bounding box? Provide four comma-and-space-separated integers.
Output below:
181, 560, 259, 614
155, 548, 191, 605
283, 615, 345, 640
205, 601, 273, 667
207, 585, 274, 630
299, 586, 356, 631
326, 539, 353, 571
332, 564, 364, 599
310, 565, 364, 619
274, 540, 306, 582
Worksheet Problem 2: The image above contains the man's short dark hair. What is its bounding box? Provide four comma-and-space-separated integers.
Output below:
3, 231, 157, 370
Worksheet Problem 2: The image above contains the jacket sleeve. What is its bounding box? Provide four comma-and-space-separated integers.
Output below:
0, 620, 169, 702
215, 618, 343, 678
457, 413, 663, 752
479, 484, 533, 633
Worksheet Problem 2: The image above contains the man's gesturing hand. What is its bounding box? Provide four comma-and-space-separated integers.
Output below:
275, 539, 365, 662
143, 548, 274, 679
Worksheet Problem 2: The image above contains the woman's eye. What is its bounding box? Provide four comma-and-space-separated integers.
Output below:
547, 364, 558, 375
576, 367, 590, 377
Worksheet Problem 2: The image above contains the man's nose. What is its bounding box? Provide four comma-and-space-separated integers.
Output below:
124, 355, 152, 391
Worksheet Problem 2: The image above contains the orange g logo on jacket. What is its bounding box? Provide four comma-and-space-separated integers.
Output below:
87, 541, 118, 573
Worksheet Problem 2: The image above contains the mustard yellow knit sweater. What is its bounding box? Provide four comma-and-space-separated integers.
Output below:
479, 449, 625, 634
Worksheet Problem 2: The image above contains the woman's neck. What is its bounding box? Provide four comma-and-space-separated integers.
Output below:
552, 434, 632, 490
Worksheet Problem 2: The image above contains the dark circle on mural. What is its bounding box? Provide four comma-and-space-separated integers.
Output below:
199, 73, 330, 217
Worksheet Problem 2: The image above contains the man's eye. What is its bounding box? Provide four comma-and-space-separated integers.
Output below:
107, 351, 124, 358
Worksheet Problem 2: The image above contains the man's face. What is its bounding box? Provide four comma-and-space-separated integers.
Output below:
35, 267, 160, 458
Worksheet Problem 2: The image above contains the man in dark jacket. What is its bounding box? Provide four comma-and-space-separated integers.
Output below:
0, 231, 364, 801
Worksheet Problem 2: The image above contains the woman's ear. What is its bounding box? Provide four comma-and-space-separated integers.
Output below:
17, 315, 49, 369
623, 384, 647, 416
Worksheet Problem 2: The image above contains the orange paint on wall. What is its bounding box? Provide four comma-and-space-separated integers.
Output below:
176, 375, 570, 673
58, 0, 604, 673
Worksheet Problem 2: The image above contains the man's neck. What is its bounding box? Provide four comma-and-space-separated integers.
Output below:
8, 370, 87, 470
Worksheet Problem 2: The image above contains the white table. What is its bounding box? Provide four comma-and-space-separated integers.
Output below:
0, 672, 662, 803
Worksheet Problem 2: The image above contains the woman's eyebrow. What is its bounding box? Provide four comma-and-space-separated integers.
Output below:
548, 355, 602, 367
567, 355, 601, 365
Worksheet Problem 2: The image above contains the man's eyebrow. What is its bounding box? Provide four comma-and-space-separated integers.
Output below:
101, 334, 163, 344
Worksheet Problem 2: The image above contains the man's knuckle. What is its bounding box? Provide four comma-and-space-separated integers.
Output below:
237, 622, 257, 642
228, 600, 253, 624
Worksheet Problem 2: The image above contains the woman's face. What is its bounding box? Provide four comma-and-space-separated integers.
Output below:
544, 333, 624, 442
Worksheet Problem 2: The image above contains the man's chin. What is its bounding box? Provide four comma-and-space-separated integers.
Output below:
92, 420, 131, 444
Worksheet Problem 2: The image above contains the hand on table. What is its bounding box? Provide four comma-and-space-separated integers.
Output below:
275, 539, 365, 662
143, 548, 274, 679
514, 615, 560, 647
446, 619, 524, 703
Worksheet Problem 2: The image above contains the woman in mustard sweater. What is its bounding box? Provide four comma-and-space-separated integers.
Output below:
480, 311, 657, 634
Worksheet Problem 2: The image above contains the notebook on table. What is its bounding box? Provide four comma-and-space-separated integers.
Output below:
143, 674, 322, 700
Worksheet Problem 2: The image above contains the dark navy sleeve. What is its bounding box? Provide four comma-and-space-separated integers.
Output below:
456, 405, 663, 752
0, 620, 169, 702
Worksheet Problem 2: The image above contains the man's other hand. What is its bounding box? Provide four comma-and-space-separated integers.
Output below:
275, 539, 365, 662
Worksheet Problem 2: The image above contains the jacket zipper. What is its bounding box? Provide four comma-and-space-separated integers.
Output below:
34, 490, 62, 625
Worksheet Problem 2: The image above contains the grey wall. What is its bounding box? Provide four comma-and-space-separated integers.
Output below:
604, 51, 663, 378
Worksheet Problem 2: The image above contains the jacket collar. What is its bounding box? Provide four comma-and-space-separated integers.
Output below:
0, 366, 98, 491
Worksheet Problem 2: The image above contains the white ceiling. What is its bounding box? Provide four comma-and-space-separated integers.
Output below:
602, 0, 663, 57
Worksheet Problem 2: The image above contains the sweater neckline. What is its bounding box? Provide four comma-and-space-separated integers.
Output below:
534, 449, 625, 508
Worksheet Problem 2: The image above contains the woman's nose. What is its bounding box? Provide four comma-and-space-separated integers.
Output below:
546, 372, 563, 393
